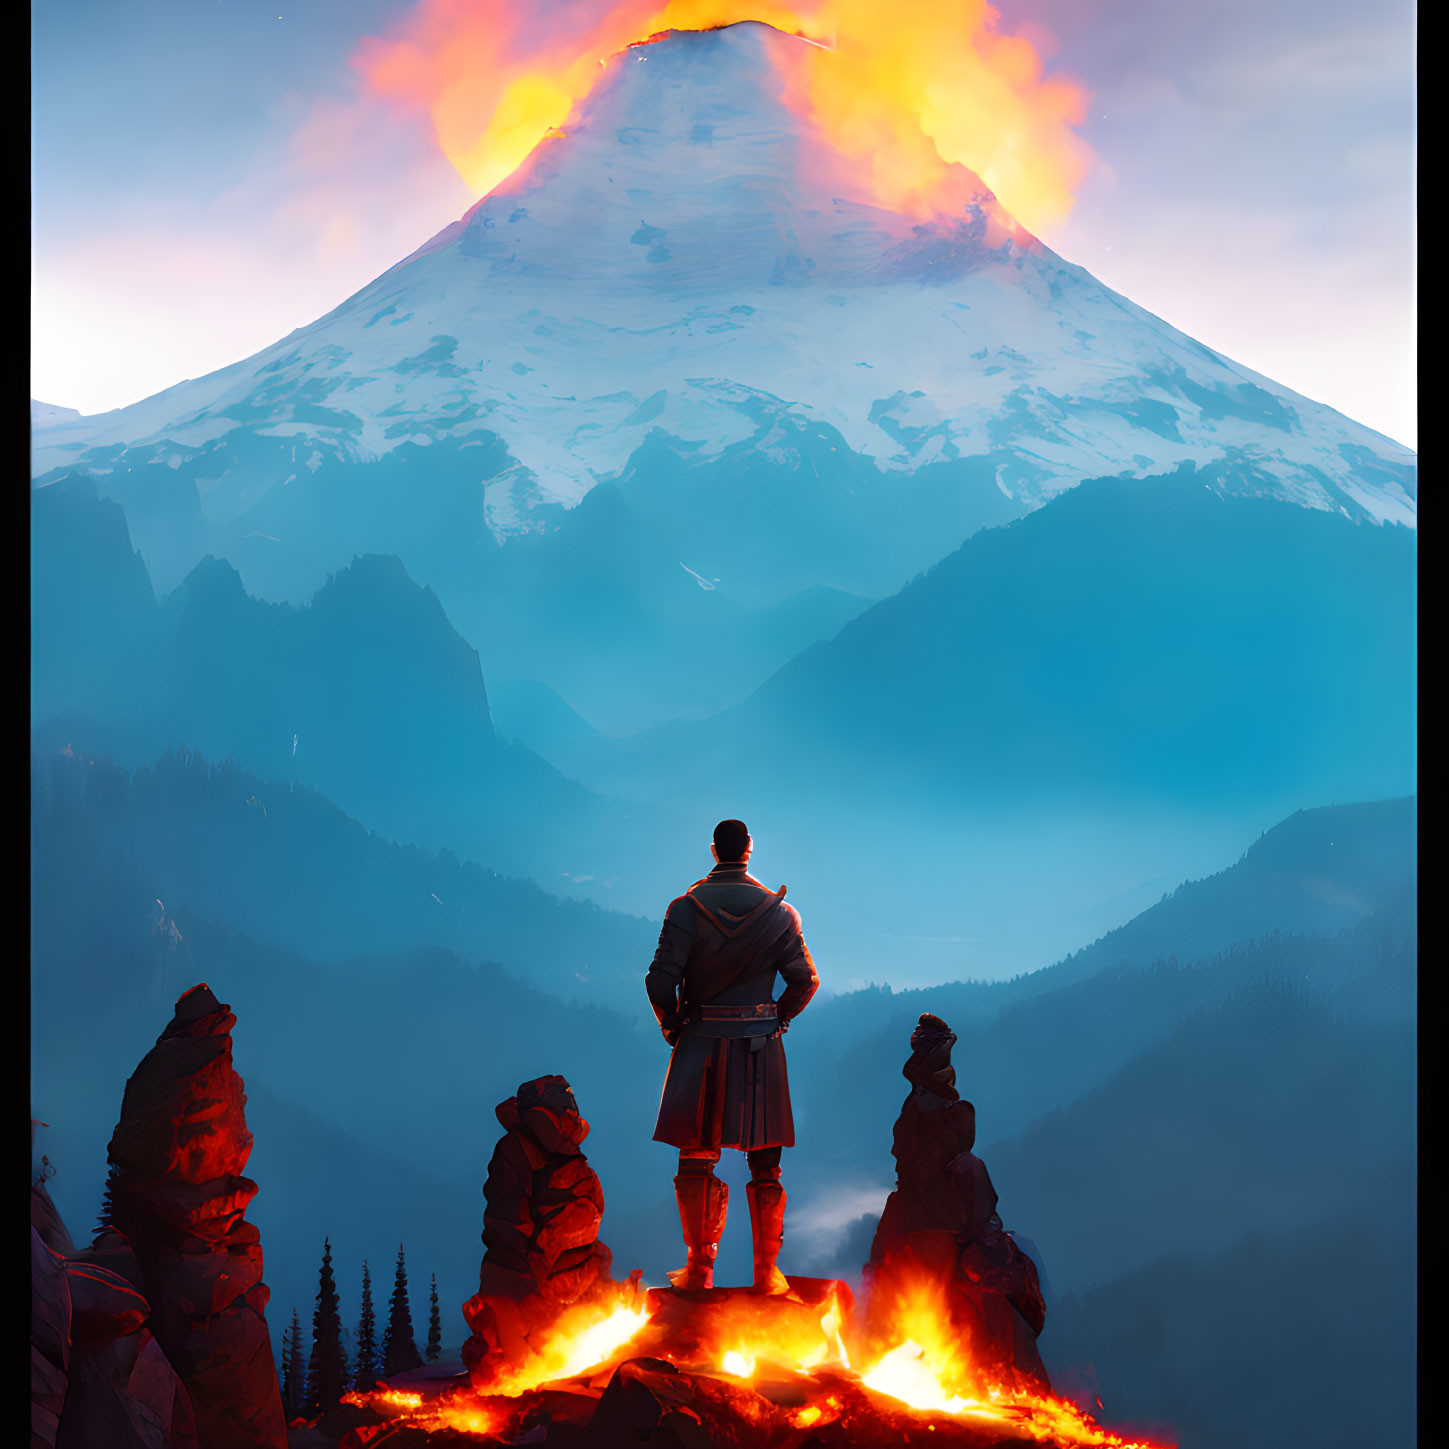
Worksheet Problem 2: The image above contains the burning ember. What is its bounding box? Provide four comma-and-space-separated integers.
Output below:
344, 1271, 1173, 1447
341, 1390, 501, 1439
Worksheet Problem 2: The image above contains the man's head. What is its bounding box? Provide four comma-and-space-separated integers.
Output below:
711, 818, 751, 865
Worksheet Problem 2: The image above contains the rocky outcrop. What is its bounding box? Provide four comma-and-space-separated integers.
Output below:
31, 1227, 71, 1449
100, 982, 286, 1448
31, 1177, 198, 1449
866, 1013, 1050, 1392
56, 1321, 199, 1449
461, 1075, 615, 1388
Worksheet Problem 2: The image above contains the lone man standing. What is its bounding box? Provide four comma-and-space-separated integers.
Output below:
646, 819, 819, 1293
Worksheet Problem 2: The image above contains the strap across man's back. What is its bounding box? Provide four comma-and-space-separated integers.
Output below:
682, 884, 792, 1002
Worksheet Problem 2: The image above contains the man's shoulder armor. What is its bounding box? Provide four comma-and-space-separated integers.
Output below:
664, 893, 699, 926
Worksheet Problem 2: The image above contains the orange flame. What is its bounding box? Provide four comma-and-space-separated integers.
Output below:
682, 1281, 853, 1381
857, 1271, 1170, 1446
354, 0, 1091, 232
349, 1270, 1171, 1448
489, 1280, 653, 1396
720, 1347, 757, 1377
341, 1285, 650, 1441
343, 1386, 500, 1438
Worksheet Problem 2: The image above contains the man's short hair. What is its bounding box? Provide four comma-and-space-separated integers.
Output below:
713, 819, 750, 861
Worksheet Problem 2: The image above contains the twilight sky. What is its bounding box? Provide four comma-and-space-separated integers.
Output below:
31, 0, 1416, 447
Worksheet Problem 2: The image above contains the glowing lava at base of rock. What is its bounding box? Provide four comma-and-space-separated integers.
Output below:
341, 1274, 1174, 1447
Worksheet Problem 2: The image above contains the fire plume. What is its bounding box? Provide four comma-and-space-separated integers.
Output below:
486, 1279, 652, 1396
354, 0, 1091, 233
859, 1274, 980, 1406
856, 1271, 1166, 1446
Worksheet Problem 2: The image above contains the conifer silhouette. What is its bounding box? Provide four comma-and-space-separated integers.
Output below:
353, 1259, 380, 1390
283, 1307, 307, 1420
95, 1164, 118, 1236
383, 1243, 423, 1375
278, 1315, 291, 1401
426, 1273, 442, 1362
306, 1237, 346, 1415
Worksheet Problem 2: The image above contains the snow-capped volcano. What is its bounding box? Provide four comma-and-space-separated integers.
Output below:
33, 20, 1414, 539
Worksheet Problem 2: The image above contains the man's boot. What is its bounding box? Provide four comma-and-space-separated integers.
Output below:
747, 1178, 790, 1295
668, 1171, 728, 1290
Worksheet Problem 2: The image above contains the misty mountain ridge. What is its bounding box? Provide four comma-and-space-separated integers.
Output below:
31, 745, 656, 1009
587, 469, 1415, 814
789, 870, 1417, 1217
1044, 1210, 1415, 1449
1040, 795, 1417, 991
983, 967, 1415, 1290
524, 469, 1416, 972
33, 454, 1415, 982
30, 473, 637, 893
31, 398, 83, 430
796, 793, 1416, 1051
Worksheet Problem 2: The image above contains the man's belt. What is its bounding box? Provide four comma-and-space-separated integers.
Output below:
683, 1002, 780, 1039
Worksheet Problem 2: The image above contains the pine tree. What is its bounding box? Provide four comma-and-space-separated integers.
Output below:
339, 1326, 353, 1397
96, 1165, 118, 1236
306, 1237, 346, 1415
382, 1243, 423, 1376
283, 1307, 307, 1420
353, 1259, 379, 1390
278, 1314, 291, 1401
426, 1273, 442, 1363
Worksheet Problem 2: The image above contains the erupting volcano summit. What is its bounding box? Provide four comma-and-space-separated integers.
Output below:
32, 21, 1415, 544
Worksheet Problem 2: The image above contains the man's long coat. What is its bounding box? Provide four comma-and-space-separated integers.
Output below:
646, 864, 819, 1151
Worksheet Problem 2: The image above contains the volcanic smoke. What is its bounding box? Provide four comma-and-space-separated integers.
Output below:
353, 0, 1093, 232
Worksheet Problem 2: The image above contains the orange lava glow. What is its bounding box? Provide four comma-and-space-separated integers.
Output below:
652, 1279, 855, 1386
856, 1273, 1170, 1446
342, 1282, 650, 1439
354, 0, 1091, 233
361, 1389, 424, 1413
349, 1271, 1172, 1447
342, 1386, 499, 1438
860, 1275, 979, 1405
491, 1281, 653, 1396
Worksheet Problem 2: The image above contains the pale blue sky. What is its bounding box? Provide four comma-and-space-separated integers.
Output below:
31, 0, 1415, 446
